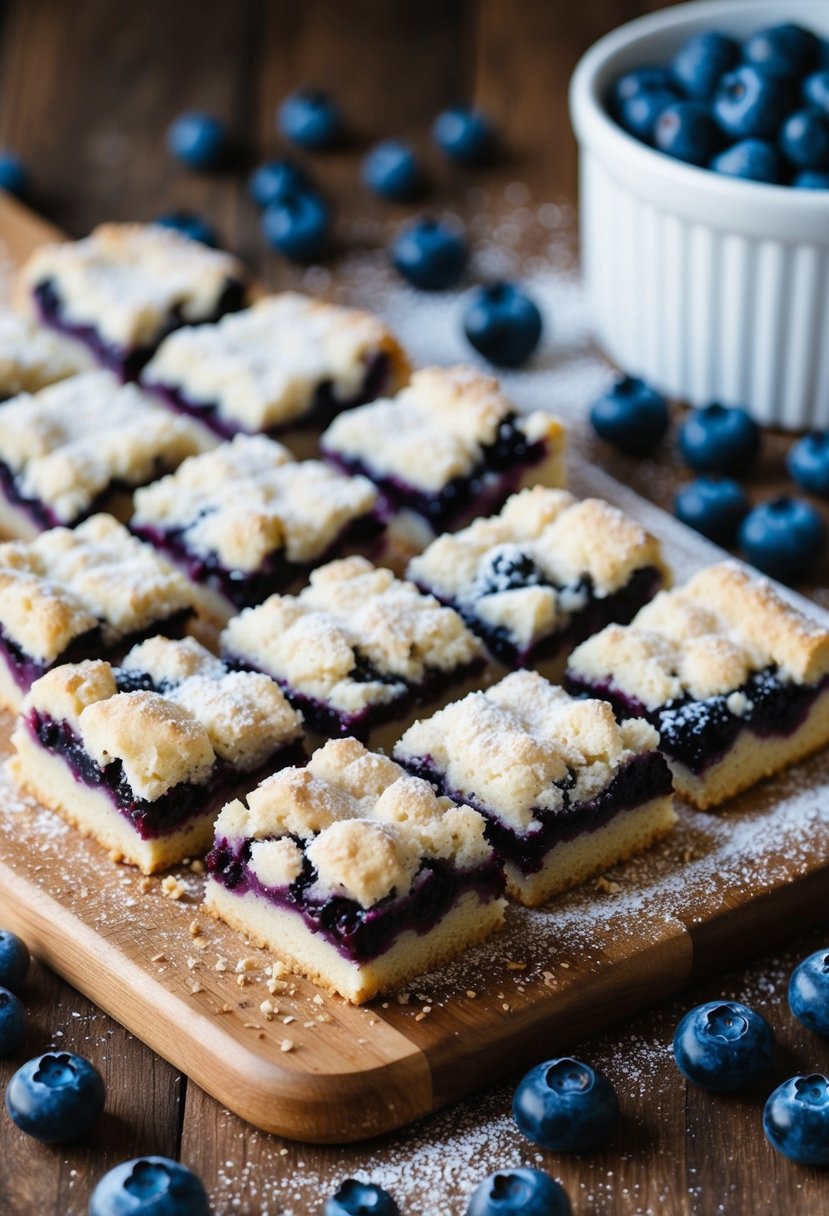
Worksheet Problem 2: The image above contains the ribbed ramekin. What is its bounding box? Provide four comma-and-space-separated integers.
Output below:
569, 0, 829, 432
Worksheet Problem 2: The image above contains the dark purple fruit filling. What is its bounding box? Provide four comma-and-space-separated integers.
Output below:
564, 666, 829, 775
143, 351, 393, 441
323, 413, 549, 533
0, 621, 102, 694
33, 277, 247, 382
399, 751, 672, 875
206, 835, 503, 963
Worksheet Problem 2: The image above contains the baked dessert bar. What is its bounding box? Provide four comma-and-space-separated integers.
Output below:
10, 636, 304, 873
20, 222, 247, 380
141, 292, 410, 440
407, 486, 668, 674
0, 370, 206, 539
221, 556, 485, 742
130, 434, 383, 619
565, 562, 829, 810
0, 514, 196, 712
205, 736, 506, 1003
394, 670, 675, 906
0, 309, 90, 400
320, 365, 567, 537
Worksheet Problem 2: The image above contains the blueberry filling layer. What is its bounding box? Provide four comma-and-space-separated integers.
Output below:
323, 414, 549, 532
33, 277, 247, 382
399, 751, 673, 875
206, 838, 503, 963
0, 622, 102, 694
565, 666, 829, 776
144, 351, 393, 441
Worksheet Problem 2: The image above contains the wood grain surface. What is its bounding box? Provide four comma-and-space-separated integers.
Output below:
1, 0, 829, 1212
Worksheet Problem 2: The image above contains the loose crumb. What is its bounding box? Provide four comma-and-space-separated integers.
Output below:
161, 875, 185, 901
280, 1039, 294, 1053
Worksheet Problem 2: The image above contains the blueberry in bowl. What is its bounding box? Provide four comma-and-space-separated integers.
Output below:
324, 1179, 399, 1216
789, 948, 829, 1035
463, 282, 543, 367
780, 108, 829, 169
678, 403, 760, 475
712, 66, 791, 141
739, 496, 826, 583
590, 375, 669, 456
0, 987, 27, 1056
672, 31, 739, 102
743, 22, 822, 81
788, 433, 829, 496
710, 138, 781, 183
764, 1074, 829, 1164
89, 1156, 210, 1216
674, 476, 748, 543
0, 928, 30, 991
466, 1168, 571, 1216
5, 1051, 105, 1142
654, 101, 720, 166
512, 1057, 619, 1151
672, 1000, 775, 1092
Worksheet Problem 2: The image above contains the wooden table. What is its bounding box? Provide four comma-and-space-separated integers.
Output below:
1, 2, 828, 1212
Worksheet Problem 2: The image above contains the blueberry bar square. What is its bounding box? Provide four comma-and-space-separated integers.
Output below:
205, 737, 506, 1003
565, 562, 829, 810
0, 370, 206, 539
141, 292, 410, 440
408, 486, 668, 675
10, 636, 304, 873
130, 434, 383, 620
0, 309, 91, 401
394, 670, 675, 906
221, 556, 485, 743
320, 365, 567, 537
21, 222, 248, 380
0, 514, 196, 712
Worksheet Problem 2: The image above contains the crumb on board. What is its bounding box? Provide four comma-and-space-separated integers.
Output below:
189, 918, 202, 937
280, 1039, 294, 1052
161, 875, 185, 900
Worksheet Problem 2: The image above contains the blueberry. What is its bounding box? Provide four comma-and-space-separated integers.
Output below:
654, 101, 720, 166
674, 476, 749, 543
789, 949, 829, 1036
672, 31, 740, 102
479, 550, 543, 595
672, 1000, 775, 1092
804, 70, 829, 116
5, 1051, 105, 1143
248, 159, 310, 209
744, 23, 821, 81
463, 282, 542, 367
764, 1074, 829, 1164
167, 112, 226, 170
324, 1179, 399, 1216
391, 218, 467, 291
433, 107, 494, 165
780, 109, 829, 170
466, 1168, 571, 1216
793, 169, 829, 188
713, 66, 790, 140
739, 496, 826, 583
610, 66, 679, 112
788, 433, 829, 496
617, 91, 679, 143
277, 89, 343, 151
89, 1156, 210, 1216
513, 1057, 620, 1152
0, 150, 29, 199
0, 929, 30, 991
590, 375, 670, 456
362, 140, 423, 201
154, 212, 218, 247
0, 988, 27, 1056
261, 190, 330, 261
710, 138, 781, 183
679, 403, 760, 475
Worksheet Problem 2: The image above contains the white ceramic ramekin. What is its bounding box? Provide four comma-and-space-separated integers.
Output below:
570, 0, 829, 431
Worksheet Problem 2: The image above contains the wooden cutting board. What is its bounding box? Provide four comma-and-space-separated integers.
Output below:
1, 192, 828, 1145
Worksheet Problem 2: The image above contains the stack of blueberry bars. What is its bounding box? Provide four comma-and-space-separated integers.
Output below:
4, 221, 829, 1004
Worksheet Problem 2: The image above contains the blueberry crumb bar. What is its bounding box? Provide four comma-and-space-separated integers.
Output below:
0, 309, 90, 400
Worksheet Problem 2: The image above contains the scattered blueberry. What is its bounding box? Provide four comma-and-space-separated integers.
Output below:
744, 22, 821, 81
590, 375, 670, 456
674, 476, 749, 543
764, 1074, 829, 1164
672, 1000, 775, 1092
0, 988, 26, 1056
466, 1168, 571, 1216
167, 112, 226, 170
248, 159, 310, 209
89, 1156, 210, 1216
0, 150, 28, 199
0, 929, 30, 992
433, 107, 494, 164
324, 1179, 399, 1216
618, 90, 679, 142
362, 140, 423, 201
780, 108, 829, 169
610, 66, 680, 112
154, 212, 218, 247
713, 66, 790, 140
678, 403, 760, 475
804, 70, 829, 115
739, 496, 826, 583
261, 190, 330, 261
277, 89, 343, 151
673, 31, 739, 102
793, 168, 829, 188
710, 138, 781, 183
463, 282, 542, 367
513, 1057, 620, 1152
654, 101, 720, 166
391, 218, 467, 290
788, 433, 829, 496
5, 1051, 105, 1143
789, 949, 829, 1036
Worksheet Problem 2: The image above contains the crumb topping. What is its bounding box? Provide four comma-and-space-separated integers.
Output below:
0, 309, 91, 397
